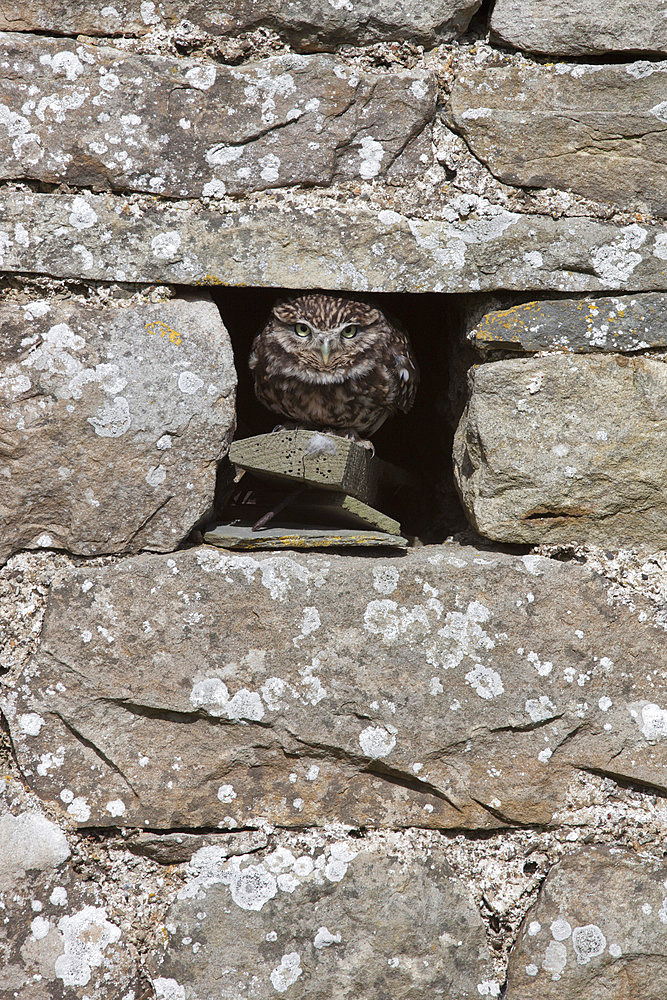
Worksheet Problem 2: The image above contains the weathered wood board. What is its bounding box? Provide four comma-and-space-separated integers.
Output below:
225, 491, 402, 535
229, 430, 396, 506
204, 524, 409, 550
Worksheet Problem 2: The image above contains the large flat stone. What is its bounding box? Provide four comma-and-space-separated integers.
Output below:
2, 191, 667, 293
152, 833, 496, 1000
469, 293, 667, 354
0, 1, 482, 48
3, 544, 666, 832
453, 354, 667, 548
0, 293, 236, 563
0, 778, 140, 999
491, 0, 667, 57
450, 59, 667, 217
505, 848, 667, 999
0, 33, 435, 198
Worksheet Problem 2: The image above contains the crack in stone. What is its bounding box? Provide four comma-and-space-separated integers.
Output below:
52, 710, 142, 801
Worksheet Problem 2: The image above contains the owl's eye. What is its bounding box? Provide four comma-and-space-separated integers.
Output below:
294, 322, 310, 337
341, 324, 358, 339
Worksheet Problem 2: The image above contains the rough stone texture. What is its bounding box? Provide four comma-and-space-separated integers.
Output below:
491, 0, 667, 57
3, 192, 667, 293
126, 829, 269, 865
0, 293, 236, 564
0, 777, 141, 999
0, 34, 435, 198
0, 1, 482, 48
453, 354, 667, 548
4, 544, 666, 832
152, 833, 496, 1000
449, 59, 667, 217
469, 293, 667, 354
505, 848, 667, 999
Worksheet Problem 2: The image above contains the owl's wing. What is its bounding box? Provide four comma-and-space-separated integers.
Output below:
392, 333, 419, 413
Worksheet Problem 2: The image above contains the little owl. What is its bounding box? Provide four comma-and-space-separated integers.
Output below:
249, 293, 418, 444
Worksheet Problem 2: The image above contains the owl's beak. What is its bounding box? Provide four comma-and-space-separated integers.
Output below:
319, 338, 332, 365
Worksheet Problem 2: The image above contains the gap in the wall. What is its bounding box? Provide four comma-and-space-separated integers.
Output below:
211, 286, 470, 542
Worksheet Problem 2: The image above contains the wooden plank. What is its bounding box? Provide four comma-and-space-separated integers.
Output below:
204, 524, 408, 550
225, 491, 402, 535
229, 430, 382, 504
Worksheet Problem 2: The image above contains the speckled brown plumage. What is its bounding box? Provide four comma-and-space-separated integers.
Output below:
249, 293, 419, 440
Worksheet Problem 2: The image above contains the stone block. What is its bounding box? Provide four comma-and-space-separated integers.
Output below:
3, 544, 665, 832
3, 191, 667, 293
450, 58, 667, 216
0, 0, 483, 48
505, 848, 667, 999
469, 293, 667, 354
0, 33, 435, 198
0, 293, 236, 563
453, 354, 667, 548
152, 834, 496, 999
491, 0, 667, 57
0, 778, 140, 999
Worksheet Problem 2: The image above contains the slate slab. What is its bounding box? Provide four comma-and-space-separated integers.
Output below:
205, 523, 408, 549
453, 354, 667, 548
3, 191, 667, 293
0, 33, 435, 198
3, 544, 665, 832
0, 0, 483, 48
450, 58, 667, 217
505, 848, 667, 999
152, 834, 497, 999
0, 778, 140, 1000
0, 293, 236, 563
469, 293, 667, 354
491, 0, 667, 57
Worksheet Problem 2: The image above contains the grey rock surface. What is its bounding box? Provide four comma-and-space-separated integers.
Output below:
505, 848, 667, 999
0, 1, 482, 48
453, 354, 667, 548
126, 829, 269, 865
0, 293, 236, 563
450, 58, 667, 217
3, 191, 667, 293
0, 778, 140, 999
469, 293, 667, 354
4, 545, 666, 832
0, 34, 435, 198
152, 833, 495, 999
491, 0, 667, 57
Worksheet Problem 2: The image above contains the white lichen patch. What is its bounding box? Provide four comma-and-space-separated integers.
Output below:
0, 811, 70, 887
270, 952, 303, 993
153, 979, 186, 1000
55, 906, 121, 987
314, 926, 341, 948
525, 696, 557, 723
632, 702, 667, 742
190, 677, 265, 723
465, 664, 504, 701
195, 550, 328, 602
543, 939, 567, 975
372, 565, 400, 595
572, 923, 607, 965
358, 725, 396, 758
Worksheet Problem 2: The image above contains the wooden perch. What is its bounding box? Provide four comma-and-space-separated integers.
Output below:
229, 429, 415, 507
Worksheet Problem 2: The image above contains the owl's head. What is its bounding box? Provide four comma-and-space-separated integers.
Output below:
268, 293, 384, 383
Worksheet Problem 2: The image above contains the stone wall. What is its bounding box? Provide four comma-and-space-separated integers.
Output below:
1, 3, 666, 999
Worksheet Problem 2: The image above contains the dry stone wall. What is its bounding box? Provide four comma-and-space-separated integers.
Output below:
1, 3, 666, 1000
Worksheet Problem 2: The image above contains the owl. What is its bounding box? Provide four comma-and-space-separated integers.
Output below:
248, 293, 419, 443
